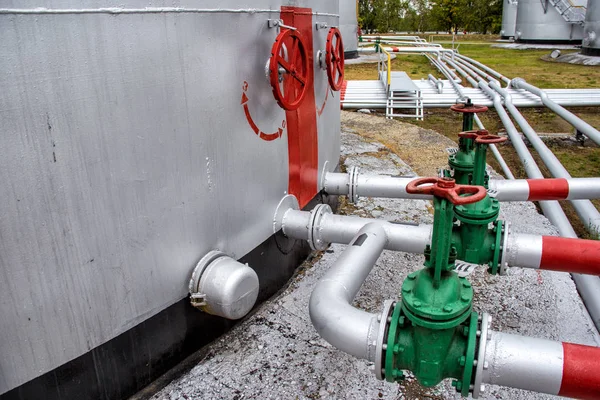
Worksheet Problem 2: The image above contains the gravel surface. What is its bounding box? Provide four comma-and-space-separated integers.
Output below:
149, 117, 599, 400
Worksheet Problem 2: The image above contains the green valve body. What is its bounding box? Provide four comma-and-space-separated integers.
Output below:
386, 178, 482, 395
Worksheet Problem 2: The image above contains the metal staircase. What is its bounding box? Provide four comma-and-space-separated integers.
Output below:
379, 71, 423, 119
547, 0, 587, 25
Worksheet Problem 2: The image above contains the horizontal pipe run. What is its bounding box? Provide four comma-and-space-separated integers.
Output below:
325, 171, 600, 202
309, 223, 386, 362
482, 331, 600, 399
489, 178, 600, 201
511, 78, 600, 146
506, 233, 600, 276
281, 209, 432, 255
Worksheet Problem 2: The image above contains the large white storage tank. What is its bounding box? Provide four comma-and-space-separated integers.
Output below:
500, 0, 518, 39
515, 0, 586, 43
583, 0, 600, 55
0, 1, 343, 399
340, 0, 359, 58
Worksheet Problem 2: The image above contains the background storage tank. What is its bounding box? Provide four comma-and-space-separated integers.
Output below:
340, 0, 359, 59
500, 0, 518, 39
583, 0, 600, 56
0, 1, 343, 399
515, 0, 586, 43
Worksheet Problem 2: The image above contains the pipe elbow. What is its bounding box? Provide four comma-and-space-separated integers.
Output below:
308, 223, 387, 361
511, 77, 525, 89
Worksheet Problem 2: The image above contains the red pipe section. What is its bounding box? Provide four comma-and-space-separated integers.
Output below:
559, 343, 600, 399
540, 236, 600, 276
527, 178, 570, 201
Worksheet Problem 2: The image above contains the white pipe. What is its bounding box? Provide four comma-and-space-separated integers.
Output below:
489, 82, 600, 235
511, 78, 600, 145
309, 223, 386, 361
325, 170, 600, 202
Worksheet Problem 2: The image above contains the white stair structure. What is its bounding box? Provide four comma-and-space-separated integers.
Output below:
547, 0, 587, 25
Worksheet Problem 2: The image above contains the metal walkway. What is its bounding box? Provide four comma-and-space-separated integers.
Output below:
548, 0, 587, 25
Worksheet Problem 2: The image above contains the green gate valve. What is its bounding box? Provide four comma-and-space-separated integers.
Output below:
472, 133, 508, 187
448, 129, 486, 185
382, 178, 484, 393
451, 132, 508, 269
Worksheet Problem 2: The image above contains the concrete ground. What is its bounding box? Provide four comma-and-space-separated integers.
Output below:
147, 117, 599, 400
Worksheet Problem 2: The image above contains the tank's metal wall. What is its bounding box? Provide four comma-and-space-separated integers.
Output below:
0, 0, 340, 393
515, 0, 584, 42
339, 0, 359, 56
500, 0, 518, 38
583, 0, 600, 50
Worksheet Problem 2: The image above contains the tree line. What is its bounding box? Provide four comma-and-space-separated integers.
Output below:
359, 0, 503, 35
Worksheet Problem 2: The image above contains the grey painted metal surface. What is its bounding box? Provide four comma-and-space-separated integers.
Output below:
0, 0, 340, 393
583, 0, 600, 50
501, 0, 518, 38
339, 0, 358, 56
481, 330, 564, 395
515, 0, 585, 42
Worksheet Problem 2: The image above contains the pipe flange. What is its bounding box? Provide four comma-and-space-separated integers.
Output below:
188, 250, 227, 294
319, 160, 330, 191
499, 221, 511, 276
374, 300, 396, 380
273, 195, 300, 234
472, 313, 492, 398
308, 203, 332, 251
348, 166, 360, 203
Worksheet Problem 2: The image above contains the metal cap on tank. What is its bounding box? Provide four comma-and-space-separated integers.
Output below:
189, 251, 259, 320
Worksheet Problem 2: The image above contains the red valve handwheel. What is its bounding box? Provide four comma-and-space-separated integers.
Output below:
475, 135, 508, 145
406, 177, 487, 206
325, 27, 345, 91
458, 129, 489, 140
450, 103, 489, 114
269, 29, 310, 111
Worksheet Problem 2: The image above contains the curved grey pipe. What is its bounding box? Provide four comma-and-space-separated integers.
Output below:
489, 81, 600, 235
309, 223, 386, 361
511, 78, 600, 146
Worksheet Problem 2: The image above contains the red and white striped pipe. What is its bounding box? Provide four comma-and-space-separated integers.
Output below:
488, 178, 600, 201
323, 171, 600, 203
505, 232, 600, 276
478, 329, 600, 399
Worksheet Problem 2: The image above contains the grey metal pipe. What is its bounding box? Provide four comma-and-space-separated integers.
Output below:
489, 82, 600, 235
281, 207, 432, 255
451, 56, 501, 87
481, 330, 565, 395
428, 74, 444, 94
325, 171, 600, 202
309, 223, 386, 361
455, 53, 511, 87
511, 78, 600, 145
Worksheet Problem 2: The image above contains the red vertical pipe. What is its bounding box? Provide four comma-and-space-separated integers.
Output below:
559, 343, 600, 399
540, 236, 600, 276
281, 7, 319, 209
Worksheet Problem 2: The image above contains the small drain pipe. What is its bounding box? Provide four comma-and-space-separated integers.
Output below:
428, 74, 444, 94
511, 78, 600, 146
309, 223, 386, 361
323, 169, 600, 202
475, 326, 600, 399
